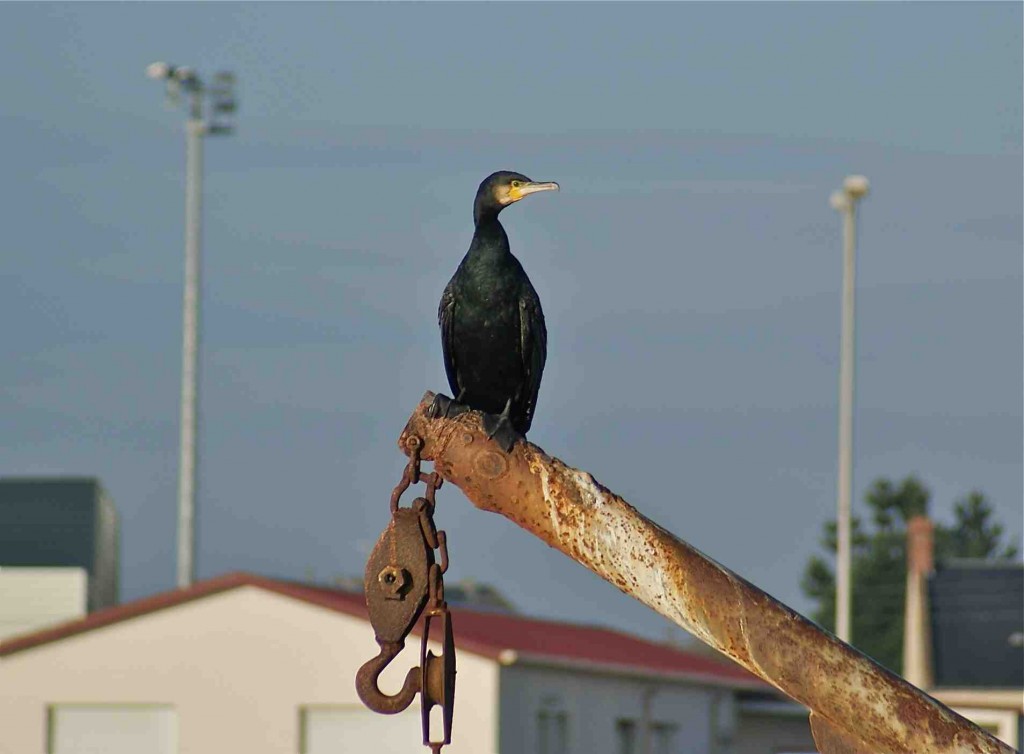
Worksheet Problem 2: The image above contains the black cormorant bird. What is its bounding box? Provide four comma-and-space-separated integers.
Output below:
430, 171, 559, 451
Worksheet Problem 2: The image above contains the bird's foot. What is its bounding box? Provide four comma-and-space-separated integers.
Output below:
481, 412, 521, 453
427, 393, 470, 421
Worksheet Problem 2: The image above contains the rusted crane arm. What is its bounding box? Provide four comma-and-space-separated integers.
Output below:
399, 392, 1014, 754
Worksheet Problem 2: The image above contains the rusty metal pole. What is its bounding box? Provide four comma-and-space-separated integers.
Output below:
400, 393, 1014, 754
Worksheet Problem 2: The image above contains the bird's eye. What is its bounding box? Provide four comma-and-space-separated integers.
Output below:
510, 180, 521, 188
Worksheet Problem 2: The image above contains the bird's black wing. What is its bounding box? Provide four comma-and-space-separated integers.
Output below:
516, 281, 547, 434
438, 279, 460, 397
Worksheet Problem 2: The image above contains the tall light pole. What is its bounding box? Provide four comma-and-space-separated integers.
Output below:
147, 63, 237, 588
829, 174, 869, 643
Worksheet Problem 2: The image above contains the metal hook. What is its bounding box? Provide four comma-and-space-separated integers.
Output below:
356, 640, 422, 714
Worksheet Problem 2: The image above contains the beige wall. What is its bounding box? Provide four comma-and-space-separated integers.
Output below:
0, 586, 497, 754
0, 567, 87, 641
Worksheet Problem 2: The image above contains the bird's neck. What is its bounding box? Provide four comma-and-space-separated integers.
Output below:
470, 215, 509, 258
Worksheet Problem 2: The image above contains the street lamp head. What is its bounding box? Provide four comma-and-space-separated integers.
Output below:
149, 64, 237, 131
829, 190, 850, 211
174, 66, 197, 84
208, 71, 238, 134
146, 61, 172, 80
843, 175, 870, 199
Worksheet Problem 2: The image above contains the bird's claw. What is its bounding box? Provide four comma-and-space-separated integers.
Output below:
428, 393, 470, 421
481, 413, 521, 453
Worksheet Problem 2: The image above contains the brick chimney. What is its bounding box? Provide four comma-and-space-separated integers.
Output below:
902, 515, 934, 688
907, 515, 935, 575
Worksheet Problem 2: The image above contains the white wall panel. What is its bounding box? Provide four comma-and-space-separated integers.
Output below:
50, 705, 176, 754
0, 567, 87, 640
302, 705, 422, 754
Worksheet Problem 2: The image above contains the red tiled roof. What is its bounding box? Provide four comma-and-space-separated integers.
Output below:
0, 572, 764, 688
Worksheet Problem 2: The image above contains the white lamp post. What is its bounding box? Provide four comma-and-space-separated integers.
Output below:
830, 174, 869, 643
148, 63, 237, 588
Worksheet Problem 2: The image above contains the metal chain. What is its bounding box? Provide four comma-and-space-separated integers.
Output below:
403, 439, 455, 752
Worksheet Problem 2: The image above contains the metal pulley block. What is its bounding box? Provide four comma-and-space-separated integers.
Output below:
363, 506, 433, 645
420, 608, 456, 749
355, 440, 457, 752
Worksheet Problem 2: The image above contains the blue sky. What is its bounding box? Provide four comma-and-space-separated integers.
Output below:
1, 2, 1021, 643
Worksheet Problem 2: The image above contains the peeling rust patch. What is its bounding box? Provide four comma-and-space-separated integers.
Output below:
473, 450, 508, 480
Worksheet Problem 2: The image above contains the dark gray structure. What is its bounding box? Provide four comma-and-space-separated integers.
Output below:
0, 477, 119, 611
930, 560, 1024, 689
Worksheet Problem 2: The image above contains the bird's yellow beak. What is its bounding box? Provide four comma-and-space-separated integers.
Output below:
509, 181, 560, 202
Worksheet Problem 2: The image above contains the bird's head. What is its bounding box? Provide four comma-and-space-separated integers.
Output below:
474, 171, 559, 223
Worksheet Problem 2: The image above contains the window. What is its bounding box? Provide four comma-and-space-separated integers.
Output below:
616, 719, 637, 754
651, 722, 677, 754
952, 708, 1019, 749
300, 705, 421, 754
615, 719, 678, 754
537, 708, 568, 754
48, 705, 176, 754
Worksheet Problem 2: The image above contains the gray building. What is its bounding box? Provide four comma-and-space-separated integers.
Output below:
903, 515, 1023, 749
0, 477, 119, 611
930, 560, 1023, 690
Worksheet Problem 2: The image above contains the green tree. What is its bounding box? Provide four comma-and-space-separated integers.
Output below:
937, 491, 1019, 560
801, 476, 1019, 673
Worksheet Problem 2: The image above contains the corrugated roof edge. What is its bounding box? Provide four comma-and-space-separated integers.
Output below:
0, 476, 100, 486
500, 650, 769, 691
937, 559, 1024, 571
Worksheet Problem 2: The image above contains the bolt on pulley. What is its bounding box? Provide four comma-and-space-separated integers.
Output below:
356, 437, 456, 753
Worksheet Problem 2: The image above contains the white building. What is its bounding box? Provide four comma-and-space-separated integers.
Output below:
0, 572, 814, 754
0, 566, 87, 640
